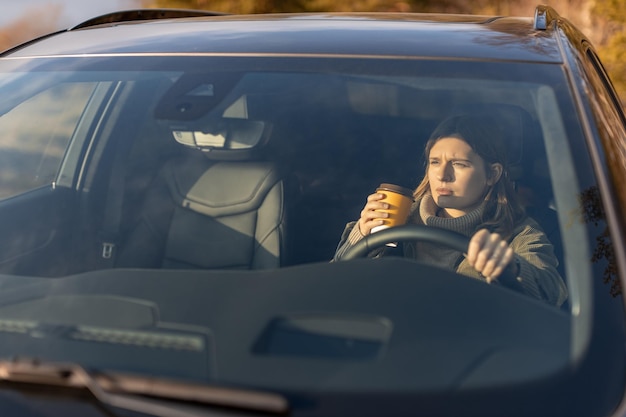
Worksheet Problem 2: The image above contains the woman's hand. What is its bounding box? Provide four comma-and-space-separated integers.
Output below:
466, 228, 518, 282
357, 193, 389, 236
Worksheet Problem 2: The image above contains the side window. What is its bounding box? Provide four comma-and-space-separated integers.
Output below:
578, 46, 626, 299
584, 48, 626, 123
585, 48, 626, 160
0, 82, 96, 200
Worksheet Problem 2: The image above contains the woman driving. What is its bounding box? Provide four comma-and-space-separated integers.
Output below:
333, 114, 568, 307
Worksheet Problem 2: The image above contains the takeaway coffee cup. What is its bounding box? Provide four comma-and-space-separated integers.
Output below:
370, 183, 414, 234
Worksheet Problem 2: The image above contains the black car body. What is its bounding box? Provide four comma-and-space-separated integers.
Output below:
0, 5, 623, 417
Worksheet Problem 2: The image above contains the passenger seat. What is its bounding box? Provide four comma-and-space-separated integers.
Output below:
116, 119, 291, 270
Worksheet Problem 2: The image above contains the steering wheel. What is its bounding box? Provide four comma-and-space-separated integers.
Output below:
341, 224, 469, 260
341, 224, 521, 289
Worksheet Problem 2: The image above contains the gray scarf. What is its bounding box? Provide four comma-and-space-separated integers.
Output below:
404, 194, 486, 269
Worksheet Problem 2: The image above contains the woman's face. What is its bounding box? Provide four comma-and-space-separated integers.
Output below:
427, 137, 499, 218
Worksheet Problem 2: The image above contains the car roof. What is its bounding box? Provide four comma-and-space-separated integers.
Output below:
4, 13, 565, 64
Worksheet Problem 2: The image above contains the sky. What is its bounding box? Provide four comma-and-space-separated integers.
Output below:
0, 0, 141, 28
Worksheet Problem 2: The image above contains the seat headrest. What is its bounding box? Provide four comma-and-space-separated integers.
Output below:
171, 118, 272, 161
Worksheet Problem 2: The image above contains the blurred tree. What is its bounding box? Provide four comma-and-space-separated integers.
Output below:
137, 0, 572, 14
0, 6, 61, 52
140, 0, 426, 13
591, 0, 626, 104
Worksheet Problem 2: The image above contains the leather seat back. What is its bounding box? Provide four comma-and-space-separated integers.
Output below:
163, 158, 287, 269
117, 119, 291, 270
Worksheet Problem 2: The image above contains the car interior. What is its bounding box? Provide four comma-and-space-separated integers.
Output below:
56, 72, 559, 274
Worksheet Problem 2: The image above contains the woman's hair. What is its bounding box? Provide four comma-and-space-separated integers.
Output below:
413, 114, 525, 238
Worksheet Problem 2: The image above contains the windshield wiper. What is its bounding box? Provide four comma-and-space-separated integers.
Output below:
0, 358, 289, 417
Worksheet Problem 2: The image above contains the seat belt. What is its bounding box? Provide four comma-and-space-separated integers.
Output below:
98, 136, 133, 267
93, 80, 156, 267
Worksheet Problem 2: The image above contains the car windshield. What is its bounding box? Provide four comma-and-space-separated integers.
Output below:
0, 55, 618, 411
